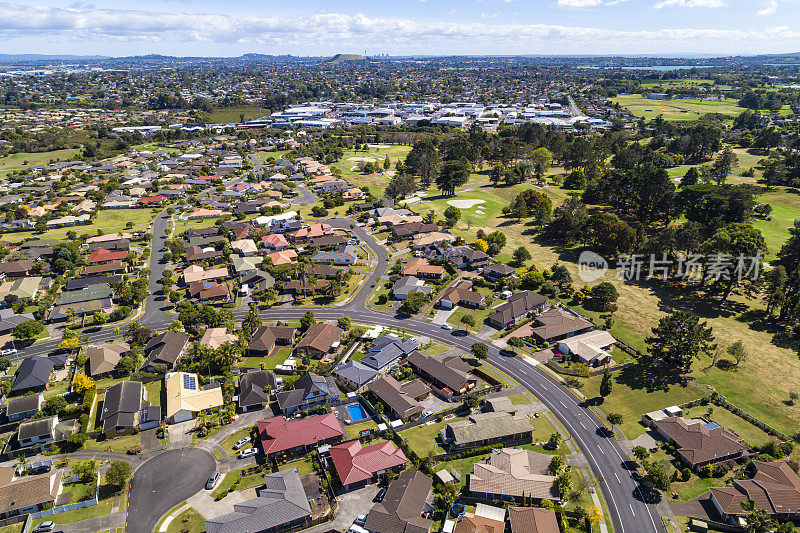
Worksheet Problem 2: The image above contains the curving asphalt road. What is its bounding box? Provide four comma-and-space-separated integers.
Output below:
18, 212, 660, 532
126, 448, 216, 533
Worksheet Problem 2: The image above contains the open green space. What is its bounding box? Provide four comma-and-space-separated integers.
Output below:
610, 94, 746, 121
346, 420, 379, 440
145, 379, 164, 406
220, 428, 254, 457
31, 478, 115, 528
166, 506, 205, 533
682, 404, 774, 448
0, 149, 80, 172
206, 104, 268, 124
239, 346, 292, 369
399, 416, 468, 455
639, 78, 716, 88
278, 457, 315, 476
211, 467, 266, 500
3, 208, 157, 243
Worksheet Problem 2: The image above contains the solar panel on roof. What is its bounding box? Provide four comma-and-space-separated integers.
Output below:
183, 374, 197, 390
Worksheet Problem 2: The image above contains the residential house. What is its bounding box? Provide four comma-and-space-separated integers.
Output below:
266, 249, 298, 266
205, 468, 312, 533
488, 292, 548, 329
438, 279, 486, 310
230, 239, 258, 257
406, 351, 477, 397
653, 417, 747, 470
63, 275, 122, 291
392, 276, 433, 300
530, 309, 594, 343
184, 245, 224, 264
361, 334, 419, 372
292, 223, 333, 242
709, 461, 800, 524
330, 440, 408, 491
509, 507, 559, 533
363, 470, 433, 533
200, 328, 238, 350
5, 394, 43, 422
0, 309, 34, 336
10, 415, 78, 455
482, 263, 517, 281
310, 245, 358, 266
164, 371, 224, 424
392, 222, 439, 240
368, 375, 429, 423
143, 331, 190, 371
403, 258, 444, 280
557, 330, 616, 367
100, 381, 160, 437
452, 507, 505, 533
0, 277, 42, 303
0, 260, 33, 278
441, 246, 489, 270
87, 342, 130, 378
295, 323, 343, 359
307, 235, 348, 249
11, 356, 54, 395
261, 233, 290, 251
246, 326, 296, 357
441, 412, 533, 451
80, 260, 124, 276
333, 361, 377, 391
182, 265, 229, 285
0, 466, 62, 519
469, 448, 559, 503
238, 370, 276, 412
275, 372, 338, 414
258, 413, 344, 460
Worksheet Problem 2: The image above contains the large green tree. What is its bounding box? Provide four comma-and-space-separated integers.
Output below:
435, 159, 472, 196
646, 311, 716, 371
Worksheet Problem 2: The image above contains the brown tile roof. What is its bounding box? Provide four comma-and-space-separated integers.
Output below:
296, 323, 342, 354
654, 417, 746, 466
469, 448, 558, 500
0, 466, 62, 516
368, 375, 426, 420
509, 507, 559, 533
404, 258, 444, 278
406, 351, 474, 393
530, 308, 593, 341
364, 470, 433, 533
453, 514, 505, 533
710, 461, 800, 517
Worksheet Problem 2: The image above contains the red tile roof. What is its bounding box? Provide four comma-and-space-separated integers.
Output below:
138, 195, 167, 205
329, 440, 408, 486
259, 413, 343, 456
88, 248, 128, 264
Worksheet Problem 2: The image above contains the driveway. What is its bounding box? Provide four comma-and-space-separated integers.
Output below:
126, 448, 216, 533
432, 308, 455, 326
420, 394, 451, 415
305, 484, 380, 533
168, 420, 195, 449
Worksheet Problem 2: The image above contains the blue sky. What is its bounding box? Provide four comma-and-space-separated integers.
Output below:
2, 0, 800, 57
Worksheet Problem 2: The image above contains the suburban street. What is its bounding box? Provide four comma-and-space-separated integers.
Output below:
14, 214, 660, 533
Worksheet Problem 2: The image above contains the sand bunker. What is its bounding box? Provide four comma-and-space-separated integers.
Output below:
447, 199, 485, 209
368, 144, 391, 149
347, 157, 377, 163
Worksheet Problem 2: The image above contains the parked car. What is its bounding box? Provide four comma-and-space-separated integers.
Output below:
233, 436, 251, 450
238, 448, 258, 459
30, 464, 51, 475
34, 522, 54, 533
373, 488, 387, 503
205, 471, 219, 490
355, 515, 367, 525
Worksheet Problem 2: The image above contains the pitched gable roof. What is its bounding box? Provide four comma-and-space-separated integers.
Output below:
330, 440, 408, 485
258, 413, 343, 455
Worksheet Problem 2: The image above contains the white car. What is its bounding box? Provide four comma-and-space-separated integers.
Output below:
441, 324, 453, 330
233, 436, 251, 450
238, 448, 258, 459
1, 348, 17, 356
33, 522, 54, 533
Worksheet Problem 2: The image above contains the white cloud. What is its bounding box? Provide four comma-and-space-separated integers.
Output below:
0, 1, 796, 55
557, 0, 605, 6
655, 0, 725, 7
757, 0, 778, 14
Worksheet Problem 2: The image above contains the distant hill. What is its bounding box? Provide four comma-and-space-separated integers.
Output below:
0, 54, 110, 62
326, 54, 367, 64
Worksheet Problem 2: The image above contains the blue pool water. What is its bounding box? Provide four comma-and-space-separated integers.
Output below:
347, 404, 368, 421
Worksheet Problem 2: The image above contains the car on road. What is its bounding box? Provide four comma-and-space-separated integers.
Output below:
373, 488, 387, 502
440, 324, 453, 330
499, 349, 516, 357
233, 436, 251, 450
33, 522, 54, 533
238, 448, 258, 459
205, 471, 219, 489
1, 348, 17, 356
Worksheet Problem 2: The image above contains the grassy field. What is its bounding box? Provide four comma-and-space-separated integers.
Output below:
166, 507, 205, 533
278, 457, 315, 476
639, 78, 715, 89
331, 144, 412, 197
211, 467, 266, 500
346, 420, 379, 440
145, 379, 164, 406
239, 346, 292, 369
0, 148, 80, 173
399, 416, 468, 455
610, 94, 745, 121
220, 428, 254, 456
2, 208, 157, 242
207, 104, 268, 124
682, 404, 775, 448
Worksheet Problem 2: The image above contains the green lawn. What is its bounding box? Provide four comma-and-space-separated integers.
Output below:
145, 379, 164, 406
610, 94, 746, 121
433, 453, 490, 490
239, 346, 292, 369
346, 420, 379, 440
166, 506, 205, 533
399, 416, 468, 455
84, 432, 142, 454
581, 365, 705, 439
207, 104, 268, 124
31, 478, 115, 527
0, 523, 23, 533
0, 149, 80, 172
211, 467, 267, 500
3, 208, 157, 243
278, 457, 315, 476
220, 428, 254, 457
682, 405, 774, 448
508, 393, 532, 405
421, 341, 451, 356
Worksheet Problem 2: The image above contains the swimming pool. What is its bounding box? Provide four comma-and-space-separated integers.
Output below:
347, 403, 368, 421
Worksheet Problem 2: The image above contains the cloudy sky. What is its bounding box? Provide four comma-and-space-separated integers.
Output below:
3, 0, 800, 57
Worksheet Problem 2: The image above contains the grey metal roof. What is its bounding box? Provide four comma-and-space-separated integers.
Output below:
333, 361, 377, 387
